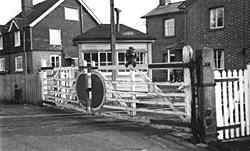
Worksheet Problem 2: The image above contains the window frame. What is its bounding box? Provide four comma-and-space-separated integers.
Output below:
163, 49, 184, 82
209, 7, 224, 30
0, 58, 5, 72
0, 34, 3, 50
164, 18, 175, 37
50, 55, 61, 68
214, 49, 225, 69
15, 56, 23, 72
82, 51, 146, 67
64, 7, 79, 21
49, 29, 62, 45
14, 31, 21, 47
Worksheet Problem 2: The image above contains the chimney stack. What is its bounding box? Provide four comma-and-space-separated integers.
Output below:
22, 0, 33, 13
114, 8, 121, 33
159, 0, 171, 6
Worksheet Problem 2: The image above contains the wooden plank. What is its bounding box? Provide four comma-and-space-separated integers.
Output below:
103, 105, 186, 116
239, 70, 245, 137
148, 62, 191, 69
106, 97, 185, 106
214, 78, 239, 82
214, 71, 224, 140
222, 70, 229, 139
227, 70, 235, 138
233, 70, 240, 137
244, 68, 250, 135
108, 90, 186, 97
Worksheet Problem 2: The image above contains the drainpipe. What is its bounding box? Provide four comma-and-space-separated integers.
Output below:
80, 6, 84, 33
23, 28, 28, 75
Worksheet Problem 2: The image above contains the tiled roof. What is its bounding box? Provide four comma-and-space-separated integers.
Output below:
142, 1, 185, 18
0, 25, 8, 33
6, 0, 60, 27
74, 24, 155, 42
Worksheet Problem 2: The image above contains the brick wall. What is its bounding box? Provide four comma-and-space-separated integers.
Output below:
32, 0, 98, 56
186, 0, 250, 69
146, 12, 185, 81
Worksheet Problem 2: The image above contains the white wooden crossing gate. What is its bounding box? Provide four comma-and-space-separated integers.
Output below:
40, 67, 81, 109
214, 67, 250, 141
101, 46, 194, 124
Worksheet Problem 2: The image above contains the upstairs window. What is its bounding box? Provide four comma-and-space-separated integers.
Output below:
0, 58, 5, 72
49, 29, 62, 45
164, 18, 175, 37
64, 7, 79, 21
0, 34, 3, 50
14, 31, 21, 47
214, 49, 224, 69
15, 56, 23, 72
210, 7, 224, 29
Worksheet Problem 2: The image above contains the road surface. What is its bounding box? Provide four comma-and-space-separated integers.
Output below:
0, 105, 210, 151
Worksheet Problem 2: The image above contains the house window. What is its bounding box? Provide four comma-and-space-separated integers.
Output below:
82, 51, 146, 69
210, 7, 224, 29
50, 55, 61, 68
15, 56, 23, 72
163, 49, 183, 82
214, 49, 224, 69
0, 58, 5, 72
0, 35, 3, 50
14, 31, 21, 47
64, 7, 79, 21
164, 18, 175, 37
136, 52, 145, 64
49, 29, 61, 45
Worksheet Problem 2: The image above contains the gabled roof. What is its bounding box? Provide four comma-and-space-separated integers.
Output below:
6, 0, 100, 28
73, 24, 155, 42
142, 1, 185, 18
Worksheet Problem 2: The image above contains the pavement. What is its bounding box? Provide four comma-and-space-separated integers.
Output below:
0, 104, 213, 151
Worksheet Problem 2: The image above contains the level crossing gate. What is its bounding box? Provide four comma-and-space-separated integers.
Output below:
101, 47, 193, 124
41, 47, 245, 143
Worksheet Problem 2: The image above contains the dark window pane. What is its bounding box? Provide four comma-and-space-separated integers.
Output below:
217, 8, 224, 27
107, 53, 112, 65
118, 53, 125, 65
84, 53, 90, 62
100, 53, 106, 66
92, 53, 98, 62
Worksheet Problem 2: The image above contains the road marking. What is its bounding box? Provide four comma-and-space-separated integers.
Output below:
0, 113, 90, 119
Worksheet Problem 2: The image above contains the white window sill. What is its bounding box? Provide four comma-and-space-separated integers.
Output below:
210, 26, 224, 30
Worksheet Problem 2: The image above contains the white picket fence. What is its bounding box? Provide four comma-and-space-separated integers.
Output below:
214, 67, 250, 141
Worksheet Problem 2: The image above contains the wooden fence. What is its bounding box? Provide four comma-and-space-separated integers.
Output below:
0, 73, 41, 104
214, 66, 250, 141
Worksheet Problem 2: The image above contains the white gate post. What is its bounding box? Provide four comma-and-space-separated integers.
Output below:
183, 46, 192, 121
130, 69, 136, 116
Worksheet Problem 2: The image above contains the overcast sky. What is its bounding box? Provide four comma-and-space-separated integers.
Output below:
0, 0, 181, 32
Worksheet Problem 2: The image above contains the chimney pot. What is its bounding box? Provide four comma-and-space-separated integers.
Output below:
115, 8, 121, 33
159, 0, 171, 6
22, 0, 33, 13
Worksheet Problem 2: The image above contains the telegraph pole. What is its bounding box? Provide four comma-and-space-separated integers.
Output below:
110, 0, 118, 82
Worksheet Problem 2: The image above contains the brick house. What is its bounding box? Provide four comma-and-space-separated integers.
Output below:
185, 0, 250, 69
142, 0, 186, 81
0, 0, 99, 74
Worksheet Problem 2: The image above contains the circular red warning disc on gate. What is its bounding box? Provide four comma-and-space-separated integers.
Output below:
76, 71, 105, 111
76, 73, 89, 105
91, 71, 106, 111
